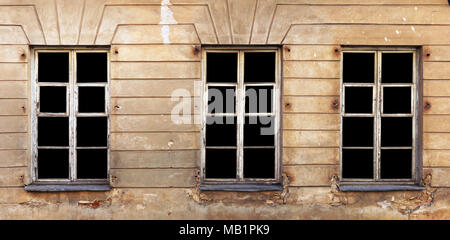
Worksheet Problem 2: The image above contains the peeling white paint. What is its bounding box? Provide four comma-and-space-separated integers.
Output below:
159, 0, 178, 44
411, 26, 416, 32
395, 30, 401, 35
377, 200, 392, 209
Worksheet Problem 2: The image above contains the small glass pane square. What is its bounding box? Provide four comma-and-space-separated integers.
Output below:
77, 53, 107, 83
344, 86, 373, 114
383, 86, 411, 114
343, 117, 374, 147
244, 52, 275, 83
38, 117, 69, 147
38, 52, 69, 82
206, 53, 237, 83
343, 53, 375, 83
39, 86, 66, 113
78, 87, 105, 113
382, 53, 413, 83
77, 117, 107, 147
205, 149, 236, 179
245, 86, 273, 113
207, 86, 235, 114
37, 149, 69, 179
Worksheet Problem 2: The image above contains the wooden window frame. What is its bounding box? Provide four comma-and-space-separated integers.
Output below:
28, 47, 110, 190
200, 46, 282, 190
339, 47, 423, 188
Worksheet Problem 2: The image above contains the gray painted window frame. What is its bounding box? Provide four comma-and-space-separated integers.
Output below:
28, 47, 110, 190
339, 47, 423, 189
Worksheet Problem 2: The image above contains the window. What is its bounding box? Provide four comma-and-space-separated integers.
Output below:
340, 48, 420, 185
29, 49, 109, 189
201, 48, 280, 189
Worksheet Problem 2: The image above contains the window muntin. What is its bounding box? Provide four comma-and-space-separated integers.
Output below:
340, 49, 417, 182
202, 49, 280, 183
32, 49, 109, 183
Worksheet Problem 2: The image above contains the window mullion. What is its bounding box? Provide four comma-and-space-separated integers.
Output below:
375, 51, 382, 181
69, 50, 76, 182
237, 50, 245, 181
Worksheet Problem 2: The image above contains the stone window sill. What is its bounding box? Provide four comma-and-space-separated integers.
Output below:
199, 184, 283, 192
24, 183, 111, 192
338, 184, 425, 192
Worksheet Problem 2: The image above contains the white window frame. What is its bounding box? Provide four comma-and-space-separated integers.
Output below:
30, 48, 110, 184
200, 47, 281, 186
339, 47, 421, 185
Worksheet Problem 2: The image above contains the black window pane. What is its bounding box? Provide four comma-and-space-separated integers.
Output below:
78, 87, 105, 113
342, 149, 373, 179
77, 53, 107, 83
383, 87, 411, 114
207, 86, 235, 114
77, 117, 107, 147
381, 117, 412, 147
343, 53, 375, 83
38, 53, 69, 82
243, 148, 275, 179
244, 52, 275, 83
207, 53, 237, 83
40, 86, 66, 113
382, 53, 413, 83
345, 86, 373, 114
38, 117, 69, 146
380, 149, 412, 179
37, 149, 69, 179
77, 149, 107, 179
206, 117, 236, 146
205, 149, 236, 178
244, 116, 275, 146
245, 86, 273, 113
343, 117, 373, 147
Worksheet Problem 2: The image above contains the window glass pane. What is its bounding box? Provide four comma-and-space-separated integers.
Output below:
243, 148, 275, 179
244, 52, 275, 83
342, 149, 373, 179
77, 149, 107, 179
344, 86, 373, 114
382, 53, 413, 83
380, 149, 412, 179
343, 53, 375, 83
245, 86, 273, 113
207, 86, 235, 114
205, 149, 236, 178
78, 87, 105, 113
40, 86, 66, 113
38, 117, 69, 146
77, 53, 107, 83
206, 53, 237, 83
343, 117, 373, 147
383, 86, 411, 114
77, 117, 107, 147
38, 52, 69, 82
381, 117, 412, 147
244, 116, 275, 146
37, 149, 69, 179
206, 117, 236, 146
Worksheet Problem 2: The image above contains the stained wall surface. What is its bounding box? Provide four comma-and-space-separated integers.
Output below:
0, 0, 449, 219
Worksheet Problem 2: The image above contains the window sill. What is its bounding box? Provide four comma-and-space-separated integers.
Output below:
24, 183, 111, 192
338, 184, 425, 192
199, 184, 283, 192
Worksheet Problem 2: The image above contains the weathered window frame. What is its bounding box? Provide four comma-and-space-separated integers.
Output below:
26, 47, 110, 192
339, 47, 424, 191
200, 47, 282, 191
